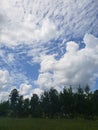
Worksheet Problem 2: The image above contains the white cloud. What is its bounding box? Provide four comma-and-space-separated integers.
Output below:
66, 41, 79, 52
0, 50, 15, 64
36, 34, 98, 90
0, 70, 13, 101
36, 72, 54, 90
40, 54, 56, 72
32, 88, 43, 96
0, 92, 9, 102
19, 83, 43, 98
0, 70, 10, 87
0, 9, 58, 47
0, 0, 98, 100
0, 0, 97, 47
19, 83, 32, 96
0, 69, 32, 100
39, 19, 58, 41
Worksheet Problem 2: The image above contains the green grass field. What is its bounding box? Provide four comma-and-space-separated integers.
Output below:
0, 118, 98, 130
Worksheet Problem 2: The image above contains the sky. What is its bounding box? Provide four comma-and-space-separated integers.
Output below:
0, 0, 98, 101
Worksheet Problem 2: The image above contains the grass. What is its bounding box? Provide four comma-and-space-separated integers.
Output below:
0, 118, 98, 130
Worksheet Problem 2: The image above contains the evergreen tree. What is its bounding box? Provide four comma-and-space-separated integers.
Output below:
0, 101, 9, 117
30, 94, 40, 117
48, 88, 59, 118
17, 95, 24, 117
23, 98, 30, 117
41, 91, 50, 118
9, 89, 19, 117
75, 86, 85, 116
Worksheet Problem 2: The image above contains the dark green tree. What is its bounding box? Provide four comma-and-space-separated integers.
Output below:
59, 86, 74, 118
9, 89, 19, 117
83, 85, 94, 119
0, 101, 9, 117
17, 95, 24, 117
23, 98, 30, 117
48, 88, 59, 118
92, 90, 98, 116
30, 94, 40, 117
41, 91, 50, 118
75, 86, 85, 116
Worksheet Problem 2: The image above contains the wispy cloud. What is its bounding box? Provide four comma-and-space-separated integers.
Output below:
0, 0, 98, 46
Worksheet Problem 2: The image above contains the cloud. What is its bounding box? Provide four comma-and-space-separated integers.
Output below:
0, 10, 58, 47
36, 34, 98, 90
0, 69, 13, 101
19, 83, 43, 98
0, 92, 9, 101
7, 53, 14, 63
0, 0, 98, 100
66, 41, 79, 52
0, 0, 98, 47
0, 69, 34, 100
0, 70, 10, 88
32, 88, 43, 96
19, 83, 32, 96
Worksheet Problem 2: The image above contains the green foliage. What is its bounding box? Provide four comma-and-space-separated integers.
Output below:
0, 101, 9, 116
9, 89, 19, 117
0, 85, 98, 119
30, 94, 40, 117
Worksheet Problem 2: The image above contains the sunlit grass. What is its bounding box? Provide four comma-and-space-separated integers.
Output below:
0, 118, 98, 130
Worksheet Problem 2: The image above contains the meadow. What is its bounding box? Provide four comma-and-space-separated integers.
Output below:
0, 118, 98, 130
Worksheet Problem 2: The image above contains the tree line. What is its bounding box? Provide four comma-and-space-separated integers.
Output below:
0, 85, 98, 119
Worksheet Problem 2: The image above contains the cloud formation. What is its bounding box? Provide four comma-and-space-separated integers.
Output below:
0, 0, 98, 100
36, 34, 98, 90
0, 0, 98, 47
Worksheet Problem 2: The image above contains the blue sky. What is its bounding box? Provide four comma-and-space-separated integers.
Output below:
0, 0, 98, 100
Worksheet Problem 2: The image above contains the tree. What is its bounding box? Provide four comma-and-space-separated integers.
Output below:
41, 91, 50, 118
85, 85, 90, 97
59, 87, 74, 118
23, 98, 30, 117
0, 101, 9, 117
0, 85, 97, 119
83, 85, 94, 119
30, 94, 40, 117
9, 89, 19, 117
75, 86, 85, 116
92, 90, 98, 116
48, 88, 59, 118
17, 95, 24, 117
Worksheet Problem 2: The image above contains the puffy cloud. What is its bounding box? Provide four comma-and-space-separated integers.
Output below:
36, 34, 98, 90
0, 5, 58, 47
36, 72, 54, 90
0, 18, 58, 47
19, 83, 32, 96
66, 41, 79, 52
0, 69, 13, 101
40, 54, 56, 72
32, 88, 43, 96
0, 68, 32, 100
84, 33, 98, 48
19, 83, 43, 98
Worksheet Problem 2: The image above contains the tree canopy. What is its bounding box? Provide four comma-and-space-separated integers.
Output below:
0, 85, 98, 119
